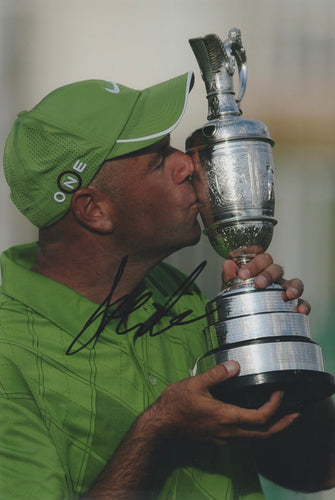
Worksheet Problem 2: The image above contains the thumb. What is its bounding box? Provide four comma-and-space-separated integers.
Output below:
221, 260, 238, 290
196, 360, 240, 391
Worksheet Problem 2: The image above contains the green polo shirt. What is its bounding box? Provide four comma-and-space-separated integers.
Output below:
0, 243, 264, 499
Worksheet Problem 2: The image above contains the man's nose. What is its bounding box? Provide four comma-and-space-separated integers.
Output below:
171, 151, 195, 184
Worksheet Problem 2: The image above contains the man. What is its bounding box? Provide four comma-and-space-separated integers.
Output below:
0, 73, 334, 499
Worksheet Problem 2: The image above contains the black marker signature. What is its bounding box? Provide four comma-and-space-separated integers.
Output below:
66, 257, 211, 355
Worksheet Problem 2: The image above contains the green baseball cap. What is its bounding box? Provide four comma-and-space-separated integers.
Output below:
4, 72, 194, 228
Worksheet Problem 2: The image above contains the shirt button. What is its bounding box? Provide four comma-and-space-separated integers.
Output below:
148, 375, 157, 386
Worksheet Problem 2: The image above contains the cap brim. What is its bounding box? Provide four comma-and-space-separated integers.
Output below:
108, 72, 194, 158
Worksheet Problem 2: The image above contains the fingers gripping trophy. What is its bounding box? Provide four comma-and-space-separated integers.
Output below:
186, 28, 335, 413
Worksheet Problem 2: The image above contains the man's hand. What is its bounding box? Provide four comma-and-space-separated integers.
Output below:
83, 360, 299, 499
146, 360, 299, 445
222, 253, 311, 315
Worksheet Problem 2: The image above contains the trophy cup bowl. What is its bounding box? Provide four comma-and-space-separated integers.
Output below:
187, 29, 335, 414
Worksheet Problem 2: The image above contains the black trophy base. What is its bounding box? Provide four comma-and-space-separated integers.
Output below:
210, 370, 335, 416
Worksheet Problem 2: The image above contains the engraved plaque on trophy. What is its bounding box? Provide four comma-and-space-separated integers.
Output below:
186, 28, 335, 413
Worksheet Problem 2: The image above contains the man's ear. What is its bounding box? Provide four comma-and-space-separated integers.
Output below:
70, 187, 114, 233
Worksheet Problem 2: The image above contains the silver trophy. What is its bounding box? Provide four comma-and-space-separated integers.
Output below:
186, 28, 334, 413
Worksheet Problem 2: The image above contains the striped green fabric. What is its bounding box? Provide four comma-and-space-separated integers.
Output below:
0, 243, 264, 499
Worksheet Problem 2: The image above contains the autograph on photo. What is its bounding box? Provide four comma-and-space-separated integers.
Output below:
66, 257, 211, 355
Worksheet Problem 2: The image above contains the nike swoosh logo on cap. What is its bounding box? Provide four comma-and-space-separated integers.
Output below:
105, 82, 120, 94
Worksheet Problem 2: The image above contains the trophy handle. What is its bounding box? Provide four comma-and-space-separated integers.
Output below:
226, 28, 247, 107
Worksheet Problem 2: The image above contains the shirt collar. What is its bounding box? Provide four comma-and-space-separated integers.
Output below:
0, 243, 172, 351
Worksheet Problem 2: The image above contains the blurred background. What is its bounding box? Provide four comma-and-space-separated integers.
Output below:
0, 1, 334, 498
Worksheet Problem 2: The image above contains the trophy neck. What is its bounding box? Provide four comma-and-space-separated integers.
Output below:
206, 88, 241, 120
189, 29, 247, 119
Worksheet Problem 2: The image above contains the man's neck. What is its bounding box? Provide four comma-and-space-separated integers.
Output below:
32, 231, 161, 305
33, 250, 157, 306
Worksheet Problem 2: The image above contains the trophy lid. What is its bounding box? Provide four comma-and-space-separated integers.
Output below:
186, 115, 274, 152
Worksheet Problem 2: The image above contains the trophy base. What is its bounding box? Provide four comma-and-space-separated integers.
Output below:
200, 279, 335, 416
210, 369, 335, 416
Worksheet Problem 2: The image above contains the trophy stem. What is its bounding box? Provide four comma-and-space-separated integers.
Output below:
225, 276, 255, 291
224, 254, 255, 290
234, 254, 254, 266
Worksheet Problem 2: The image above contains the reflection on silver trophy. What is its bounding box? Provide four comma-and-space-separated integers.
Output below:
186, 28, 335, 413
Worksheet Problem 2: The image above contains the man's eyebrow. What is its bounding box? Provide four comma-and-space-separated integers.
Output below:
151, 136, 170, 154
147, 151, 164, 170
146, 137, 171, 169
